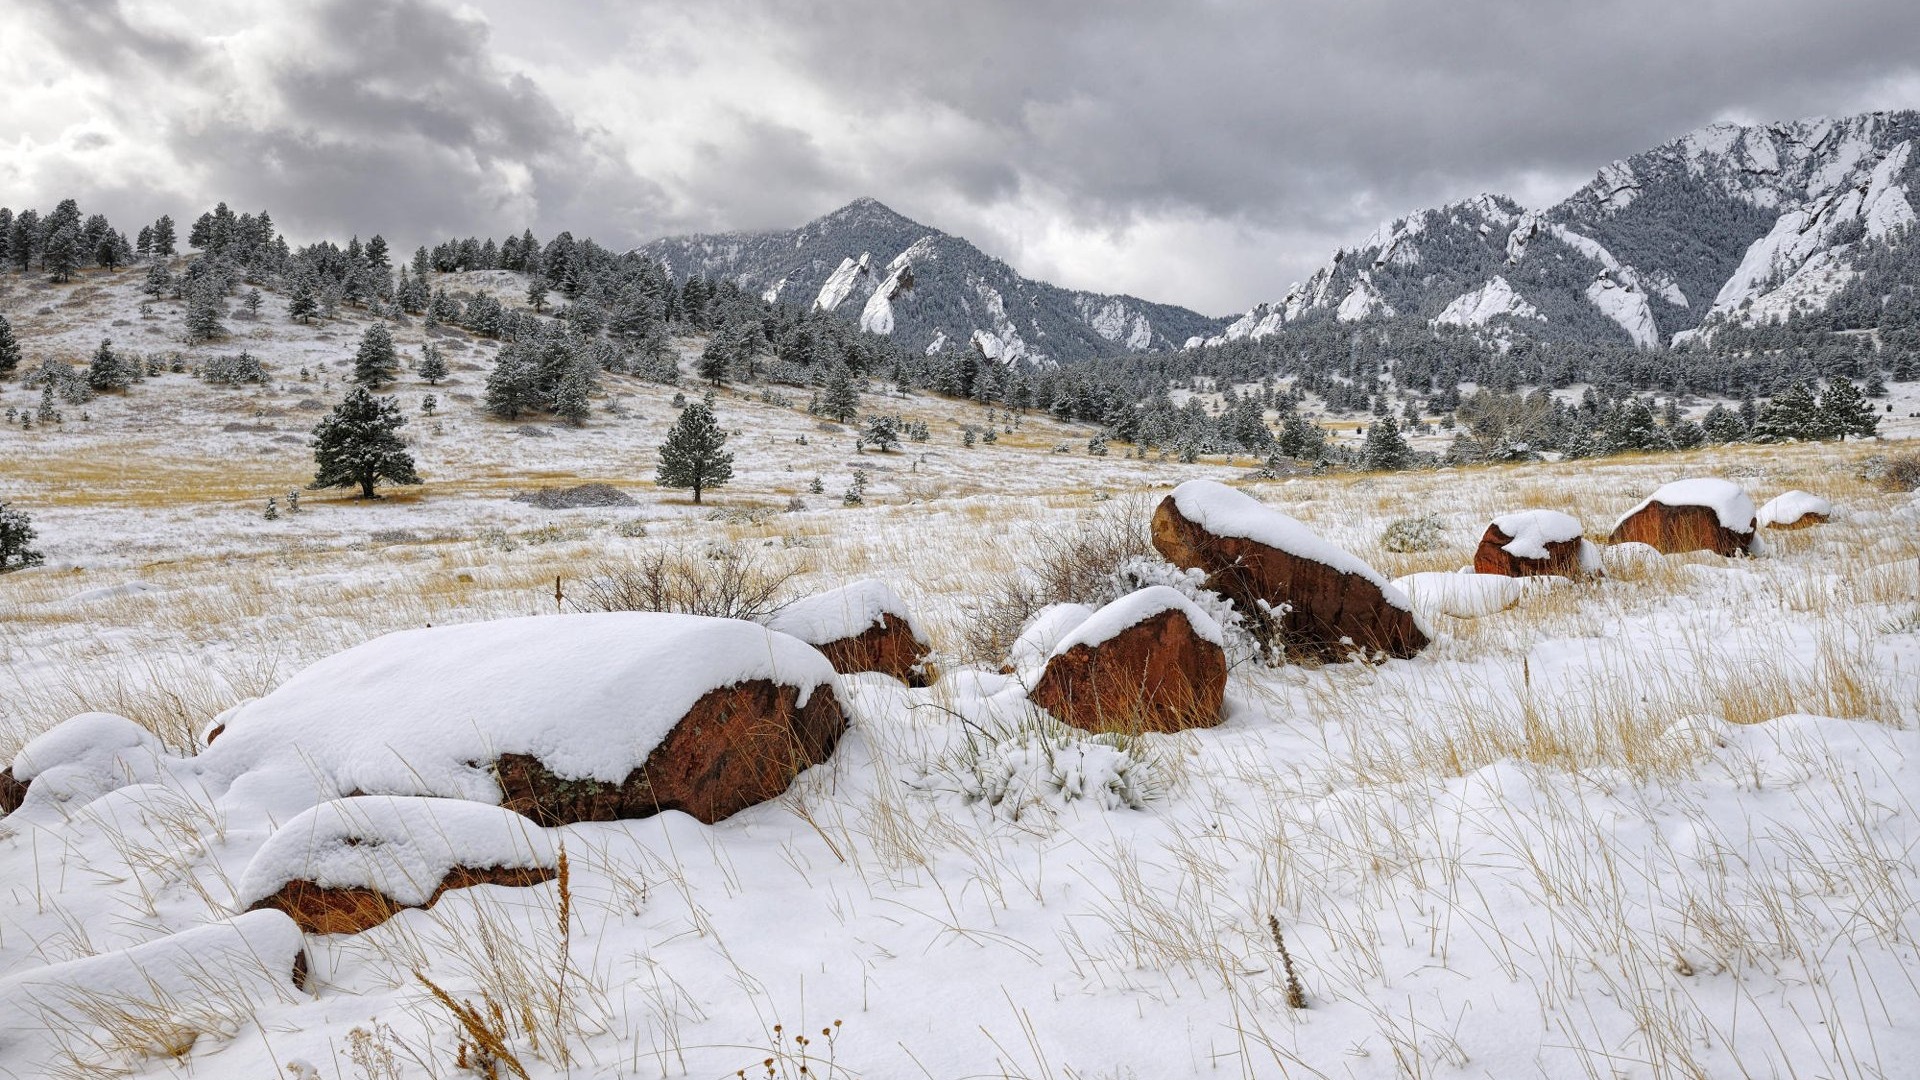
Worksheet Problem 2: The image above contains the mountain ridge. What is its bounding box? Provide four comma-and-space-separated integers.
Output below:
1203, 110, 1920, 352
634, 197, 1226, 364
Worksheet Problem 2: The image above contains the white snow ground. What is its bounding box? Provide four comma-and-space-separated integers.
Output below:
0, 265, 1917, 1079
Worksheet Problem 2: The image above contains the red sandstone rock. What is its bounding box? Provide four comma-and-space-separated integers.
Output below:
1151, 482, 1427, 661
1029, 591, 1227, 734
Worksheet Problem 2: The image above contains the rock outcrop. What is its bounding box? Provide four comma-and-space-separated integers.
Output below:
1029, 587, 1227, 733
1151, 480, 1427, 660
1474, 510, 1598, 578
764, 580, 934, 686
1609, 479, 1757, 556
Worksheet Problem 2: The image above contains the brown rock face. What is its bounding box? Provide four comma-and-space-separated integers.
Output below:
494, 678, 846, 826
1151, 495, 1428, 661
812, 613, 933, 686
1609, 502, 1752, 555
0, 768, 26, 815
251, 865, 558, 935
1473, 525, 1589, 578
1029, 608, 1227, 734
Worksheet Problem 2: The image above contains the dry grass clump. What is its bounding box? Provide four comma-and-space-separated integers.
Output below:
958, 499, 1157, 662
570, 542, 805, 621
1875, 451, 1920, 492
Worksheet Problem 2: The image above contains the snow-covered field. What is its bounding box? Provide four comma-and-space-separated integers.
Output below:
2, 267, 1918, 1079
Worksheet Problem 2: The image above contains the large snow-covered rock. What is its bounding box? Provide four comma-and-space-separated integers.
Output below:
194, 613, 847, 825
1609, 479, 1759, 556
1474, 510, 1600, 578
1151, 480, 1428, 661
2, 712, 174, 823
0, 910, 308, 1075
1029, 587, 1228, 733
237, 796, 558, 934
1434, 276, 1542, 328
764, 579, 934, 686
1758, 490, 1833, 530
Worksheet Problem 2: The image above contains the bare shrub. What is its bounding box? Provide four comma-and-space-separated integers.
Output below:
571, 543, 799, 621
1877, 452, 1920, 493
960, 501, 1156, 663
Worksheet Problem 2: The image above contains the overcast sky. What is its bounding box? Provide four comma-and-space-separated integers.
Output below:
5, 1, 1919, 315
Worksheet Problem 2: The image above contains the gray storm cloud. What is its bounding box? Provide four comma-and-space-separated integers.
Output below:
4, 0, 1918, 313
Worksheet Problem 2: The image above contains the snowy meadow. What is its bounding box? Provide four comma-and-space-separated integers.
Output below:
1, 266, 1918, 1080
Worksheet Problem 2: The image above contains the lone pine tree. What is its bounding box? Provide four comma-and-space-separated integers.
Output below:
353, 323, 399, 386
310, 386, 420, 499
0, 314, 19, 378
656, 399, 732, 504
0, 501, 44, 572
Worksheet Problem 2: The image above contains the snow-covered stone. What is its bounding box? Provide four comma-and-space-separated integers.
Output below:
1585, 274, 1659, 349
813, 253, 871, 312
237, 796, 557, 933
1007, 603, 1097, 675
194, 613, 845, 822
1610, 479, 1758, 556
1758, 490, 1833, 529
1391, 572, 1526, 619
1030, 587, 1228, 733
765, 579, 933, 685
1152, 480, 1428, 660
3, 712, 173, 824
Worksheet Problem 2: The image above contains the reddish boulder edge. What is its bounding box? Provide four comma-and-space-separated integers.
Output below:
1608, 503, 1752, 556
1151, 495, 1427, 661
251, 865, 557, 936
812, 613, 933, 687
1030, 607, 1227, 734
494, 678, 847, 826
1473, 524, 1589, 577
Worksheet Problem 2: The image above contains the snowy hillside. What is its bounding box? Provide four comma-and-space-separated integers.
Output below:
1204, 111, 1920, 350
636, 198, 1226, 364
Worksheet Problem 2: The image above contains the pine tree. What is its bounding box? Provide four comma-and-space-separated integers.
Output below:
860, 413, 902, 452
185, 281, 227, 341
0, 501, 44, 572
86, 338, 132, 391
1277, 415, 1326, 460
1603, 398, 1661, 453
1752, 382, 1820, 442
310, 386, 420, 499
821, 365, 860, 423
44, 225, 82, 283
244, 288, 263, 317
697, 336, 731, 386
1701, 403, 1747, 443
418, 343, 448, 385
1361, 415, 1414, 470
352, 323, 399, 386
288, 278, 319, 323
655, 400, 732, 504
150, 215, 176, 258
142, 261, 172, 298
484, 349, 539, 419
842, 469, 867, 506
525, 273, 548, 313
553, 362, 593, 426
0, 314, 19, 377
1815, 377, 1878, 441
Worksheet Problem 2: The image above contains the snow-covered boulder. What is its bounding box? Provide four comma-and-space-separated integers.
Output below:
1151, 480, 1428, 661
195, 613, 847, 825
1391, 572, 1528, 619
2, 712, 174, 823
1609, 479, 1758, 556
238, 796, 558, 934
0, 910, 308, 1075
1758, 490, 1832, 530
1474, 510, 1600, 578
1029, 587, 1228, 733
764, 579, 934, 686
1005, 603, 1097, 677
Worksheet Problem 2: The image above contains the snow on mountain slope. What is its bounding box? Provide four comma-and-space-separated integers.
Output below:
1204, 110, 1920, 352
636, 198, 1223, 363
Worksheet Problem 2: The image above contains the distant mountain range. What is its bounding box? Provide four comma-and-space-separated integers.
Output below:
635, 111, 1918, 362
1201, 110, 1920, 351
633, 197, 1225, 364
